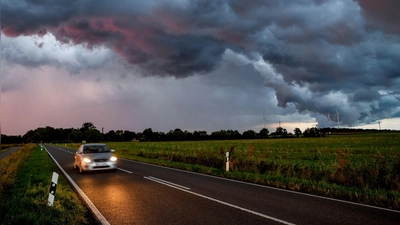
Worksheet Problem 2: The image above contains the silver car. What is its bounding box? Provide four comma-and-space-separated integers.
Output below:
74, 143, 117, 173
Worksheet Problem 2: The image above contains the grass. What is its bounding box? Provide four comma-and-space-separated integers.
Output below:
63, 133, 400, 210
0, 144, 98, 225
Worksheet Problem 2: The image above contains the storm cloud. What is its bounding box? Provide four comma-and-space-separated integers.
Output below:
2, 0, 400, 131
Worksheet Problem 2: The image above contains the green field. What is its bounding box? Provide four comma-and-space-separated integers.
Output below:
0, 145, 98, 225
91, 133, 400, 209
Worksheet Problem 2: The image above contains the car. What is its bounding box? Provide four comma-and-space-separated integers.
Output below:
74, 143, 117, 173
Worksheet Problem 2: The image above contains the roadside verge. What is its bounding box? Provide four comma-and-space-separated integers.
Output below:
43, 145, 110, 225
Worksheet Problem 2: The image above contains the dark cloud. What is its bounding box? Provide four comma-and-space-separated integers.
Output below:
1, 0, 231, 77
1, 0, 79, 36
2, 0, 400, 128
349, 89, 381, 102
355, 0, 400, 34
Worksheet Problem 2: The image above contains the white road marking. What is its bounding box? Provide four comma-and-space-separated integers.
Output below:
144, 176, 295, 225
117, 168, 133, 173
144, 176, 190, 190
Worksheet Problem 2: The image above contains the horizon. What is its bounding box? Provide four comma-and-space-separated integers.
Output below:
3, 117, 400, 137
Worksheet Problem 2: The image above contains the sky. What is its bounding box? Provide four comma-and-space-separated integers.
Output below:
1, 0, 400, 135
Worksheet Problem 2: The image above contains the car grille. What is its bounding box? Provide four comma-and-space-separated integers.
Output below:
94, 159, 108, 162
93, 165, 110, 169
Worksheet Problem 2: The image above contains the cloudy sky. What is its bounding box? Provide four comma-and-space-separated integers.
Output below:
1, 0, 400, 135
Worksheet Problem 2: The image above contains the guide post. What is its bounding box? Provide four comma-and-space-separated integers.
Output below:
47, 172, 59, 206
226, 152, 229, 172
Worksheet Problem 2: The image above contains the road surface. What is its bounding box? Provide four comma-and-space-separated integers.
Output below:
44, 145, 399, 225
1, 146, 22, 159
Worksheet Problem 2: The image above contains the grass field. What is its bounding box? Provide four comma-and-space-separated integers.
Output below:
0, 145, 98, 225
86, 133, 400, 209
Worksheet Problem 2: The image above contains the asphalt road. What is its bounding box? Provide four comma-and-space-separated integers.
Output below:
1, 146, 22, 159
44, 145, 399, 225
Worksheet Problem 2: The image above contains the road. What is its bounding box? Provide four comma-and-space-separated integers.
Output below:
44, 144, 399, 225
1, 146, 22, 159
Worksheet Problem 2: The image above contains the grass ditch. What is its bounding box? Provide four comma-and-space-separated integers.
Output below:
0, 144, 99, 225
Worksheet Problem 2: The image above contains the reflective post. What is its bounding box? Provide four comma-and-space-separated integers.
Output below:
226, 152, 229, 172
47, 172, 59, 206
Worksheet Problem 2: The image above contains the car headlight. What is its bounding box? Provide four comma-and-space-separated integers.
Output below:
110, 156, 117, 162
83, 158, 92, 163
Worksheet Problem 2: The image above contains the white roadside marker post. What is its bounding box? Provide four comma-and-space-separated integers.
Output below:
226, 152, 230, 172
47, 172, 59, 206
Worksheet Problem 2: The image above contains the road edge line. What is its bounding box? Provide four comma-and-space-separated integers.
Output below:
43, 145, 110, 225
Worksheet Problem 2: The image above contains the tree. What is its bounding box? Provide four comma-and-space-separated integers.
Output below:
23, 130, 36, 143
294, 128, 302, 137
167, 129, 185, 141
229, 130, 242, 139
85, 129, 103, 142
68, 130, 83, 143
81, 122, 96, 131
173, 128, 185, 141
1, 134, 23, 144
106, 130, 117, 142
242, 130, 257, 139
123, 130, 137, 142
143, 128, 154, 141
116, 130, 124, 141
275, 127, 288, 136
303, 127, 321, 137
152, 131, 166, 141
193, 131, 208, 140
210, 130, 230, 140
258, 128, 269, 138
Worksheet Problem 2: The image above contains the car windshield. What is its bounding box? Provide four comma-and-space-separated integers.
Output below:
83, 145, 111, 153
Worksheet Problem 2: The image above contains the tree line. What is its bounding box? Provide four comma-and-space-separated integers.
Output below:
1, 122, 297, 144
1, 122, 392, 144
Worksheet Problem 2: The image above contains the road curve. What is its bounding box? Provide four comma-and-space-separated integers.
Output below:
44, 145, 399, 225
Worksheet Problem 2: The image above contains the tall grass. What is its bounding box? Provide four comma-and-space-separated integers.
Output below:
0, 145, 98, 225
0, 144, 34, 198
